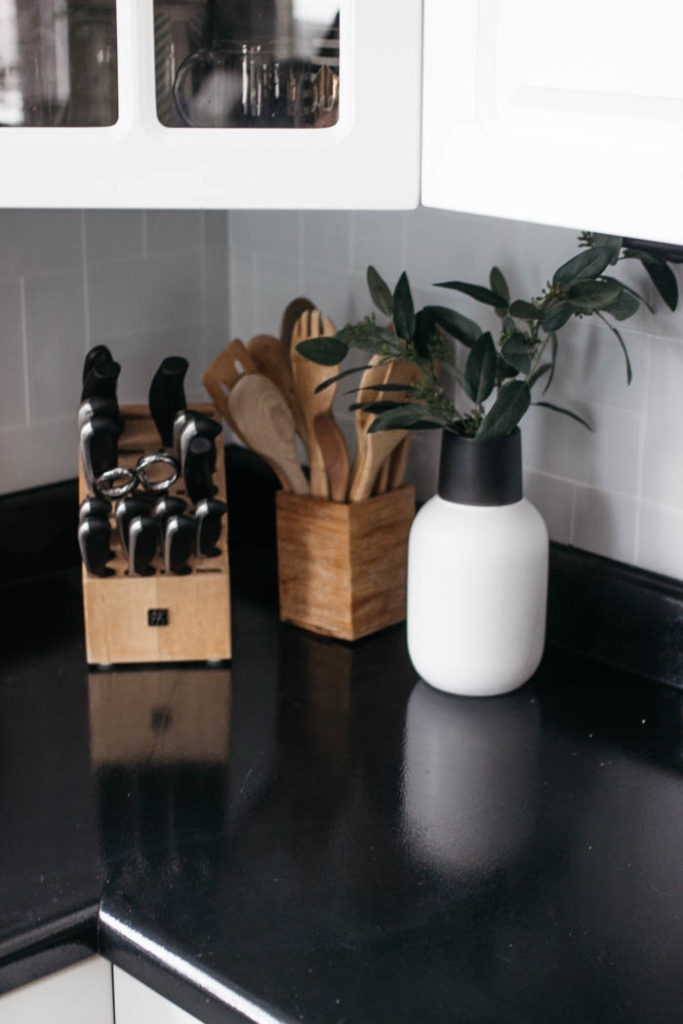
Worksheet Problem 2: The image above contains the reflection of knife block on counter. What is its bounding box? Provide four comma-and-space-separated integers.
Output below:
79, 404, 231, 665
276, 487, 415, 642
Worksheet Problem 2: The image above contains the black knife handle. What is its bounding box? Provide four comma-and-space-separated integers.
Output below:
78, 517, 115, 577
172, 409, 202, 460
128, 515, 158, 576
78, 395, 122, 432
148, 356, 188, 447
164, 514, 197, 575
180, 416, 221, 473
116, 497, 152, 556
195, 498, 227, 557
79, 496, 112, 524
81, 357, 121, 402
184, 436, 216, 505
80, 416, 122, 489
153, 496, 188, 531
82, 345, 113, 386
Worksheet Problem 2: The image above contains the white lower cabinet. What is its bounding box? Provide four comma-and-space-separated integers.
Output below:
0, 957, 113, 1024
113, 967, 202, 1024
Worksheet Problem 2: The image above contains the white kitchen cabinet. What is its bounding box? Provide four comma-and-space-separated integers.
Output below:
113, 967, 203, 1024
0, 957, 113, 1024
0, 0, 421, 209
422, 0, 683, 244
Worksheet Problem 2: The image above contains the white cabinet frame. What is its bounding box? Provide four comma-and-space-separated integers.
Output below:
0, 0, 422, 210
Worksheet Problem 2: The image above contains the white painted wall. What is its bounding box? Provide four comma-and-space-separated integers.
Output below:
0, 206, 680, 582
228, 208, 683, 583
0, 209, 227, 494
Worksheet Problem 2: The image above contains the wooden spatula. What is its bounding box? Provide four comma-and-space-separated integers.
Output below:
313, 413, 350, 503
248, 333, 309, 451
350, 358, 422, 502
201, 339, 258, 441
228, 374, 309, 495
290, 309, 341, 499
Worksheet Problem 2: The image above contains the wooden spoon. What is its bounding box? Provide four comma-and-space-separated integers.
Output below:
313, 414, 350, 503
280, 297, 315, 351
228, 374, 309, 495
248, 333, 309, 451
290, 309, 340, 499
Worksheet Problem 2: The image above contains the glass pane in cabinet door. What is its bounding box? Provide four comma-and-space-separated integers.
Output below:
0, 0, 118, 127
155, 0, 340, 128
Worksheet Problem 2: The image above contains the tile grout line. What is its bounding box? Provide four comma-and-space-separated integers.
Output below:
19, 276, 31, 426
632, 335, 654, 565
80, 210, 91, 351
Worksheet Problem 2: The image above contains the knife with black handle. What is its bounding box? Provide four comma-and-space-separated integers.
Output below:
164, 514, 197, 575
184, 436, 216, 505
149, 356, 188, 447
81, 357, 121, 403
82, 344, 113, 386
153, 495, 187, 531
195, 499, 227, 558
179, 416, 221, 473
172, 409, 201, 461
128, 515, 158, 576
80, 416, 122, 490
78, 516, 115, 577
78, 395, 122, 432
116, 497, 152, 556
79, 496, 112, 523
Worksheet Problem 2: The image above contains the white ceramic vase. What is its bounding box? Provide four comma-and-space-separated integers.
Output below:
407, 429, 548, 697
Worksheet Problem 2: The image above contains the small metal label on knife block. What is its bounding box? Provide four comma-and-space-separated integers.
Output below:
79, 404, 231, 665
275, 487, 415, 642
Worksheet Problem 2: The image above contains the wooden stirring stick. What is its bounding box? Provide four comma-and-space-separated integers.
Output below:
248, 333, 309, 454
291, 310, 344, 499
280, 297, 315, 352
228, 374, 309, 495
313, 413, 350, 502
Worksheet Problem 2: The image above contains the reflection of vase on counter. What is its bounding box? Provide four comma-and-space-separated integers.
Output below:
403, 682, 539, 877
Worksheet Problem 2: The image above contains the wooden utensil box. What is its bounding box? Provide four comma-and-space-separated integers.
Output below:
276, 487, 415, 642
79, 404, 231, 666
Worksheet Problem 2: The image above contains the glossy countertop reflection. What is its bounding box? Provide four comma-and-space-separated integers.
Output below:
1, 565, 682, 1022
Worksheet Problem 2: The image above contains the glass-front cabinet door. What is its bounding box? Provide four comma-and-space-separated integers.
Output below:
0, 0, 421, 208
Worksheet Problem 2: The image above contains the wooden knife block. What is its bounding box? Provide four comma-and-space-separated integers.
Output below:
79, 404, 231, 666
275, 487, 415, 642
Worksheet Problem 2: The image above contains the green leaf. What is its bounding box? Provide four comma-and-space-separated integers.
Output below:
528, 363, 553, 390
295, 336, 349, 367
366, 266, 394, 317
464, 332, 496, 403
509, 299, 542, 320
503, 315, 517, 334
553, 246, 613, 287
567, 278, 622, 313
313, 364, 375, 393
367, 404, 440, 432
349, 400, 404, 414
393, 272, 416, 341
413, 308, 436, 359
434, 280, 508, 309
590, 234, 622, 265
546, 333, 558, 393
501, 332, 532, 374
422, 305, 482, 347
542, 303, 573, 331
350, 382, 416, 395
476, 381, 531, 441
623, 249, 679, 311
497, 354, 518, 380
534, 401, 593, 430
602, 287, 639, 321
603, 277, 654, 314
596, 311, 633, 385
643, 260, 678, 311
489, 266, 510, 304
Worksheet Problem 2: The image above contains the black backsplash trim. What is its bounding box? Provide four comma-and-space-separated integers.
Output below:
2, 447, 681, 688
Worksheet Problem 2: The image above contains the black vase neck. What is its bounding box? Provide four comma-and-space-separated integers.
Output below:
438, 429, 522, 506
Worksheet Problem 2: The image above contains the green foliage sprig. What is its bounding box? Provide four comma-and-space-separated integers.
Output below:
296, 233, 679, 441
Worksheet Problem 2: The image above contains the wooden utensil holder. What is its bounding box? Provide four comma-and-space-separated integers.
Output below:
79, 404, 231, 666
276, 487, 415, 641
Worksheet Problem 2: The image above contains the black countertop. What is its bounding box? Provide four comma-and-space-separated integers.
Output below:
1, 473, 682, 1022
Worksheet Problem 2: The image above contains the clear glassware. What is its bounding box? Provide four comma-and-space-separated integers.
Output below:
154, 0, 340, 128
0, 0, 118, 128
